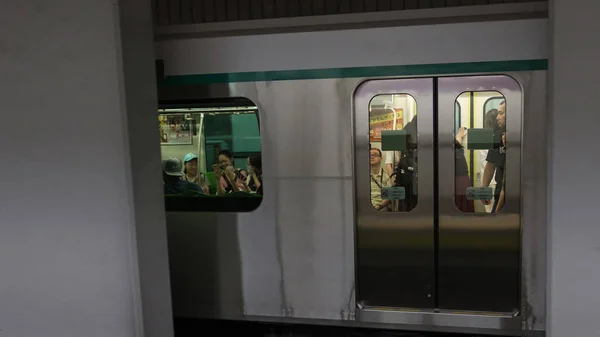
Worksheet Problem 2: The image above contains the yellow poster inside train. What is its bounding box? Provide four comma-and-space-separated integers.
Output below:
370, 108, 403, 141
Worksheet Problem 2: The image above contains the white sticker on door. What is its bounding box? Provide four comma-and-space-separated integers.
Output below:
382, 186, 406, 200
465, 186, 494, 200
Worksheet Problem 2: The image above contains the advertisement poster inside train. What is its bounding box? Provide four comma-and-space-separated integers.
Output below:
159, 114, 193, 145
370, 108, 403, 141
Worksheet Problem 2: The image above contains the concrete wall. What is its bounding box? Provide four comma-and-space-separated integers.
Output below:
0, 1, 172, 336
548, 0, 600, 336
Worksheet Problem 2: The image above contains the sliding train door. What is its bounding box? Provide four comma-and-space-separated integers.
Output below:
437, 76, 522, 313
354, 75, 523, 328
354, 78, 435, 309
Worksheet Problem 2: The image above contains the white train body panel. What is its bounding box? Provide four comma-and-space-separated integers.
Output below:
157, 19, 547, 75
156, 18, 548, 336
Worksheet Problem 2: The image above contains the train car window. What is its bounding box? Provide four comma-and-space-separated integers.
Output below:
369, 94, 418, 212
455, 101, 461, 134
483, 96, 505, 120
454, 91, 505, 214
158, 99, 263, 212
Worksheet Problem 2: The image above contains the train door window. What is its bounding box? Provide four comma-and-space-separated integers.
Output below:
454, 91, 506, 214
158, 98, 263, 212
454, 101, 461, 134
483, 96, 506, 115
368, 94, 417, 212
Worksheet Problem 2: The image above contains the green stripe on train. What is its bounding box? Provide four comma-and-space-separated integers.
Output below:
163, 59, 548, 85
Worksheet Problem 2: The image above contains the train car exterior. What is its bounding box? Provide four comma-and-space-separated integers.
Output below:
156, 17, 548, 336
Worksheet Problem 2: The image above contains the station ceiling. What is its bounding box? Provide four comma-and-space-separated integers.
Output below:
155, 0, 546, 26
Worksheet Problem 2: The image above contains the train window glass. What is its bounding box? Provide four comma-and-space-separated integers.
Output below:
369, 94, 418, 212
455, 101, 461, 134
158, 100, 263, 212
454, 91, 505, 214
483, 96, 505, 117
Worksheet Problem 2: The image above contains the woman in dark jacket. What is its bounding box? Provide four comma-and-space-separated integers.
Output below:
394, 115, 418, 212
455, 127, 474, 212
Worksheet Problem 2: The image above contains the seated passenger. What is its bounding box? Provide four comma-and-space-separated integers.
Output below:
183, 152, 209, 194
370, 148, 391, 211
162, 157, 203, 195
213, 149, 247, 195
238, 155, 263, 195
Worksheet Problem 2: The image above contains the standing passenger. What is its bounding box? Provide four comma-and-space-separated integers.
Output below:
480, 108, 499, 212
384, 150, 401, 184
394, 115, 418, 212
496, 132, 507, 212
455, 127, 474, 212
481, 101, 506, 212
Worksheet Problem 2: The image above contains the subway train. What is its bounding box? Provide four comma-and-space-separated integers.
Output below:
155, 14, 548, 337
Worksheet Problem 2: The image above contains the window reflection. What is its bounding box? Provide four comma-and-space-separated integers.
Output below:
454, 92, 506, 213
368, 94, 418, 212
159, 104, 263, 212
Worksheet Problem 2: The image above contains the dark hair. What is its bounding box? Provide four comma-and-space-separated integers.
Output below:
484, 109, 499, 129
370, 148, 382, 156
248, 155, 262, 173
403, 116, 418, 151
218, 149, 233, 159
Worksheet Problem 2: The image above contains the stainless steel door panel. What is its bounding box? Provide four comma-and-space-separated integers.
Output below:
354, 78, 435, 309
437, 75, 522, 313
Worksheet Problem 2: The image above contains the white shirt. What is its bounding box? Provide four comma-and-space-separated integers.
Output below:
384, 150, 401, 167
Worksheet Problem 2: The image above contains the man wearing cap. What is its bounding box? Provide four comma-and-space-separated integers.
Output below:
162, 157, 203, 195
183, 152, 209, 194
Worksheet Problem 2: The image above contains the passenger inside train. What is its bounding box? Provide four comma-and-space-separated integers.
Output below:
368, 94, 418, 212
369, 148, 392, 211
162, 157, 203, 195
455, 126, 474, 212
393, 115, 418, 212
481, 100, 507, 212
368, 91, 507, 214
496, 132, 507, 212
453, 92, 507, 213
238, 155, 263, 195
213, 149, 248, 195
182, 152, 209, 194
158, 102, 263, 212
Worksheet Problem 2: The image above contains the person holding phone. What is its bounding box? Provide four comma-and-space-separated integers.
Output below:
212, 149, 247, 195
